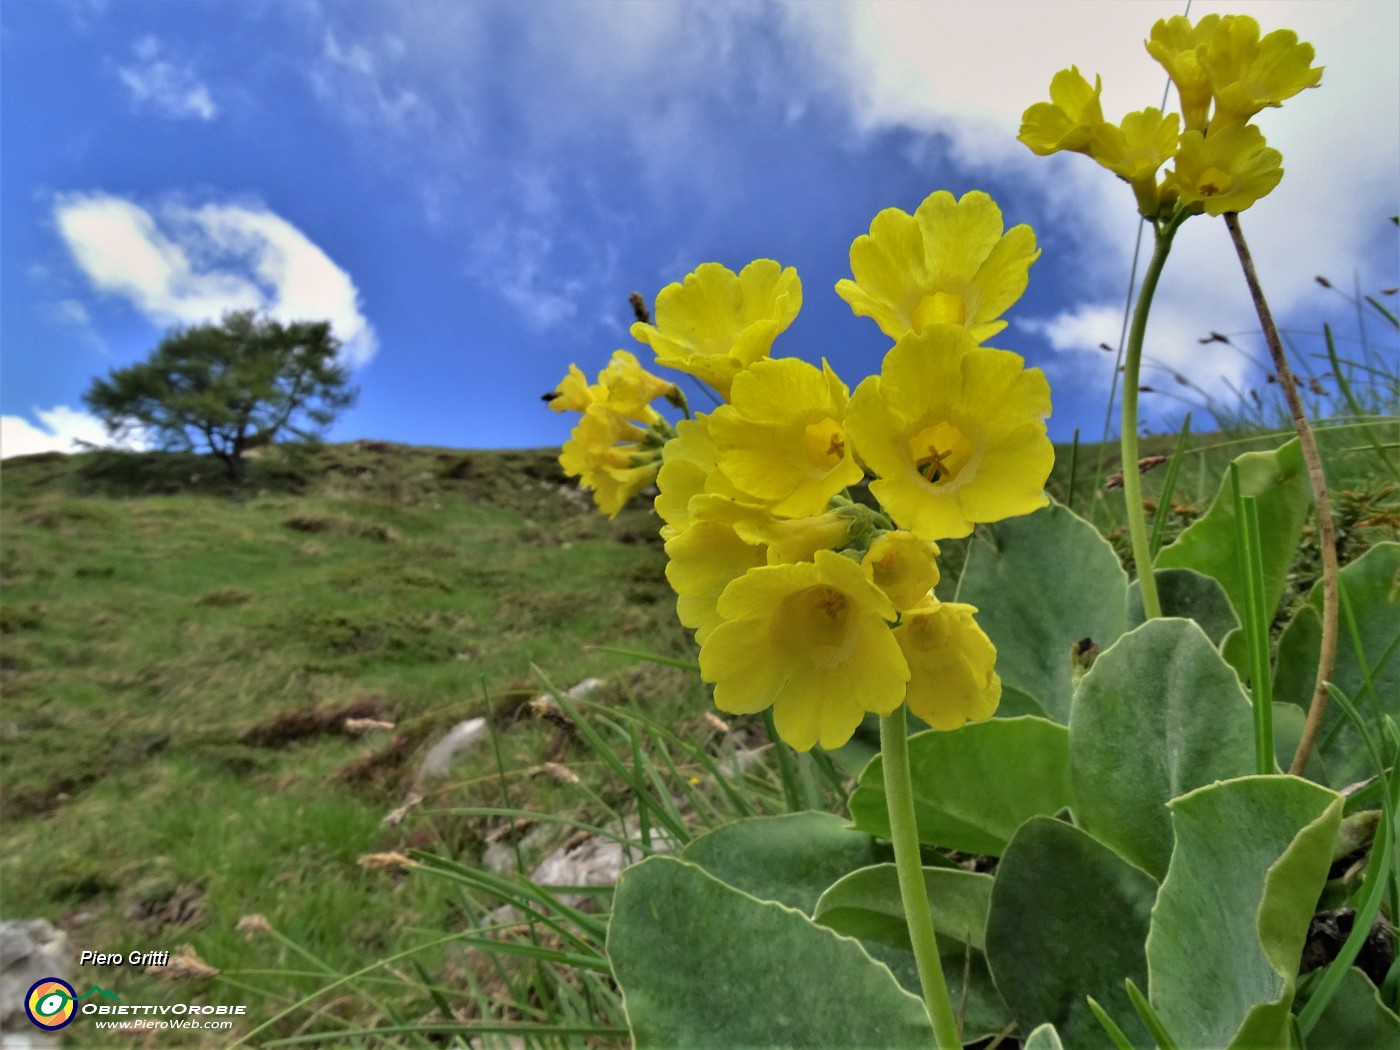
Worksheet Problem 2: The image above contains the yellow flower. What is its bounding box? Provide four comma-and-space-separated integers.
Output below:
655, 416, 720, 533
1018, 67, 1105, 156
631, 260, 802, 399
861, 530, 941, 611
700, 550, 909, 751
546, 364, 600, 414
664, 494, 853, 640
708, 358, 864, 517
894, 600, 1000, 730
845, 324, 1053, 540
1088, 108, 1181, 217
836, 190, 1039, 344
1200, 15, 1322, 129
596, 350, 676, 424
559, 405, 661, 518
1167, 122, 1283, 216
1145, 14, 1222, 132
663, 503, 769, 644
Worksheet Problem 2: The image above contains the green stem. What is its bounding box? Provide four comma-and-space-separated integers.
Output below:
1121, 217, 1183, 619
880, 712, 960, 1049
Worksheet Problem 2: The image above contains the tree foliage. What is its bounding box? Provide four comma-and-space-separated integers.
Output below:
84, 311, 358, 479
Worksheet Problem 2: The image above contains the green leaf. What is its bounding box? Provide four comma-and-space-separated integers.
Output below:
958, 502, 1129, 723
1273, 542, 1400, 789
814, 864, 1010, 1042
1304, 967, 1400, 1050
1069, 618, 1259, 879
679, 812, 887, 915
1128, 567, 1239, 645
1023, 1023, 1067, 1050
849, 717, 1072, 856
1154, 439, 1311, 628
1146, 776, 1343, 1050
814, 864, 993, 953
608, 856, 934, 1049
984, 818, 1158, 1050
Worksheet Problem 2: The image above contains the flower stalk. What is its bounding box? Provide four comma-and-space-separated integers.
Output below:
880, 711, 961, 1049
1120, 212, 1186, 620
1223, 211, 1339, 775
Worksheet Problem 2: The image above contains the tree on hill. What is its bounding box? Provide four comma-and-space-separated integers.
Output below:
84, 311, 358, 480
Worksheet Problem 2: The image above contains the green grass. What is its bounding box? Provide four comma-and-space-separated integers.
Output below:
0, 442, 702, 1047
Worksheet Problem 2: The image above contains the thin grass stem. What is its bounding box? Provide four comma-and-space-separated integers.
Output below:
1224, 212, 1340, 775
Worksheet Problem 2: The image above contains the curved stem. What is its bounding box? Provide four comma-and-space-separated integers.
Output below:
880, 712, 960, 1049
1224, 212, 1339, 776
1121, 218, 1183, 619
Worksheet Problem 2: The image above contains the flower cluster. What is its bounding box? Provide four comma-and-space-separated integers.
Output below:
548, 351, 680, 517
1019, 14, 1321, 217
551, 190, 1055, 751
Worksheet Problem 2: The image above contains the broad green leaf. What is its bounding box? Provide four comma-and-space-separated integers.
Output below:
679, 812, 887, 915
1271, 702, 1329, 782
1069, 618, 1258, 879
1304, 967, 1400, 1050
1155, 438, 1311, 628
1273, 542, 1400, 788
958, 502, 1129, 723
814, 864, 993, 952
608, 856, 934, 1049
1023, 1024, 1066, 1050
849, 717, 1072, 856
1128, 567, 1239, 644
984, 818, 1157, 1050
814, 865, 1009, 1042
1146, 776, 1343, 1050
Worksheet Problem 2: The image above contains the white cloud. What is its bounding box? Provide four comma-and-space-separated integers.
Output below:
52, 193, 378, 368
118, 35, 218, 121
0, 405, 144, 459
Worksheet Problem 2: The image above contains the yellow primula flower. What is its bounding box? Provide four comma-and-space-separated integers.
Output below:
631, 260, 802, 399
596, 350, 676, 424
861, 530, 941, 611
664, 493, 853, 641
845, 324, 1053, 540
836, 190, 1039, 344
1167, 122, 1283, 216
655, 416, 721, 533
894, 600, 1000, 730
559, 404, 661, 518
708, 357, 864, 517
700, 550, 910, 751
545, 363, 600, 414
1088, 108, 1181, 218
663, 504, 769, 644
1017, 66, 1105, 156
1200, 15, 1322, 129
1145, 14, 1222, 132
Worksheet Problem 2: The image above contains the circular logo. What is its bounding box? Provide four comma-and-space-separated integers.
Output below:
25, 977, 77, 1030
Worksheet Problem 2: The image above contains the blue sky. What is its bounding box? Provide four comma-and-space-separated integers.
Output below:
3, 0, 1397, 457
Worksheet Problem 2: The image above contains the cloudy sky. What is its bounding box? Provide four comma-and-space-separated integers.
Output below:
3, 0, 1397, 457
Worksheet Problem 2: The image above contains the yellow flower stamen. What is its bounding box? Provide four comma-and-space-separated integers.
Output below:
910, 422, 973, 486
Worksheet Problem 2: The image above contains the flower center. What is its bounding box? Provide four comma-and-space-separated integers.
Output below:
801, 418, 847, 472
781, 584, 853, 654
1198, 166, 1232, 197
908, 421, 974, 487
911, 290, 967, 330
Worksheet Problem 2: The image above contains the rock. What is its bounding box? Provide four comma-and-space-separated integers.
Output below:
415, 718, 488, 785
0, 919, 70, 1048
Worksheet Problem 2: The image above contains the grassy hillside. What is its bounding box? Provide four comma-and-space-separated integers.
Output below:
1, 442, 700, 1047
